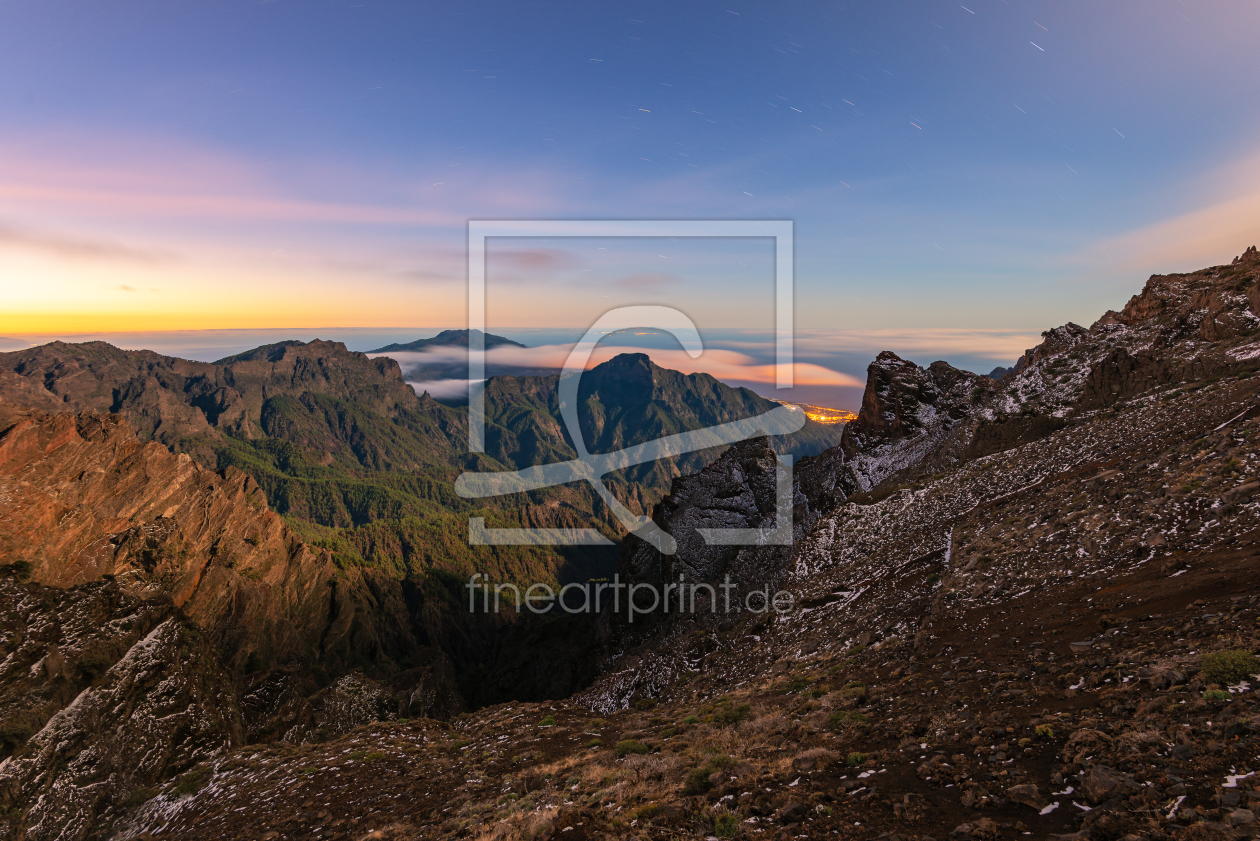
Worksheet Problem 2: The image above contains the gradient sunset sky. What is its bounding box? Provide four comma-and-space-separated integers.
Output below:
2, 1, 1260, 377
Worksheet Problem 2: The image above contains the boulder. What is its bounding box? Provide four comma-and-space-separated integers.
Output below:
1006, 784, 1049, 810
1226, 809, 1256, 827
1080, 765, 1140, 805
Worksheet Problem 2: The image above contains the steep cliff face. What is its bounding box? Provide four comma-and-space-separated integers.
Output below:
0, 402, 470, 840
845, 353, 962, 445
0, 401, 412, 675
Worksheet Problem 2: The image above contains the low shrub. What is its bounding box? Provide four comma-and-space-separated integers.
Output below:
828, 710, 869, 730
839, 681, 867, 702
711, 703, 750, 725
174, 768, 211, 796
778, 676, 810, 694
122, 787, 157, 807
631, 804, 657, 821
714, 812, 738, 837
1201, 649, 1260, 684
681, 755, 735, 795
613, 740, 649, 758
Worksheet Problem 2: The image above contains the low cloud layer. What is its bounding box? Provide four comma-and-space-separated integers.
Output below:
406, 378, 478, 400
375, 343, 862, 388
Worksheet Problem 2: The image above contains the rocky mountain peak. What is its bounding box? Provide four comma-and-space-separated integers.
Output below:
844, 351, 981, 453
583, 351, 655, 385
1091, 249, 1260, 342
1009, 322, 1090, 376
576, 352, 776, 437
213, 338, 353, 364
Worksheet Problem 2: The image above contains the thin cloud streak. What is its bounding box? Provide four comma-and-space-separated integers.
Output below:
1082, 191, 1260, 275
0, 222, 177, 265
0, 182, 464, 226
0, 132, 582, 232
1079, 150, 1260, 275
407, 378, 477, 400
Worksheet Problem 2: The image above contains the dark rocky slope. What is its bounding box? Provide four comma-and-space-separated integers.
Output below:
9, 248, 1260, 841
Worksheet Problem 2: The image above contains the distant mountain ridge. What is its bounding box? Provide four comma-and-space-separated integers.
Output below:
368, 328, 525, 354
0, 338, 844, 536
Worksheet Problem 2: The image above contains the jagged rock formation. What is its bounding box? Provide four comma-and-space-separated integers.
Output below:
0, 579, 241, 841
0, 400, 415, 674
837, 353, 991, 494
619, 438, 804, 604
1009, 323, 1091, 377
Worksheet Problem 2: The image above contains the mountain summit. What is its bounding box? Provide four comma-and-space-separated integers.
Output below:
368, 328, 525, 354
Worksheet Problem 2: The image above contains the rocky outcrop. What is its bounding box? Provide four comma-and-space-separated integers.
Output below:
960, 413, 1071, 460
1077, 344, 1223, 410
834, 353, 990, 494
843, 353, 967, 451
619, 438, 806, 606
1009, 323, 1090, 376
1073, 248, 1260, 409
1101, 244, 1260, 341
0, 576, 241, 841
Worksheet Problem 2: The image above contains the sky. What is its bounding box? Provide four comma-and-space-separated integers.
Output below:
2, 0, 1260, 408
